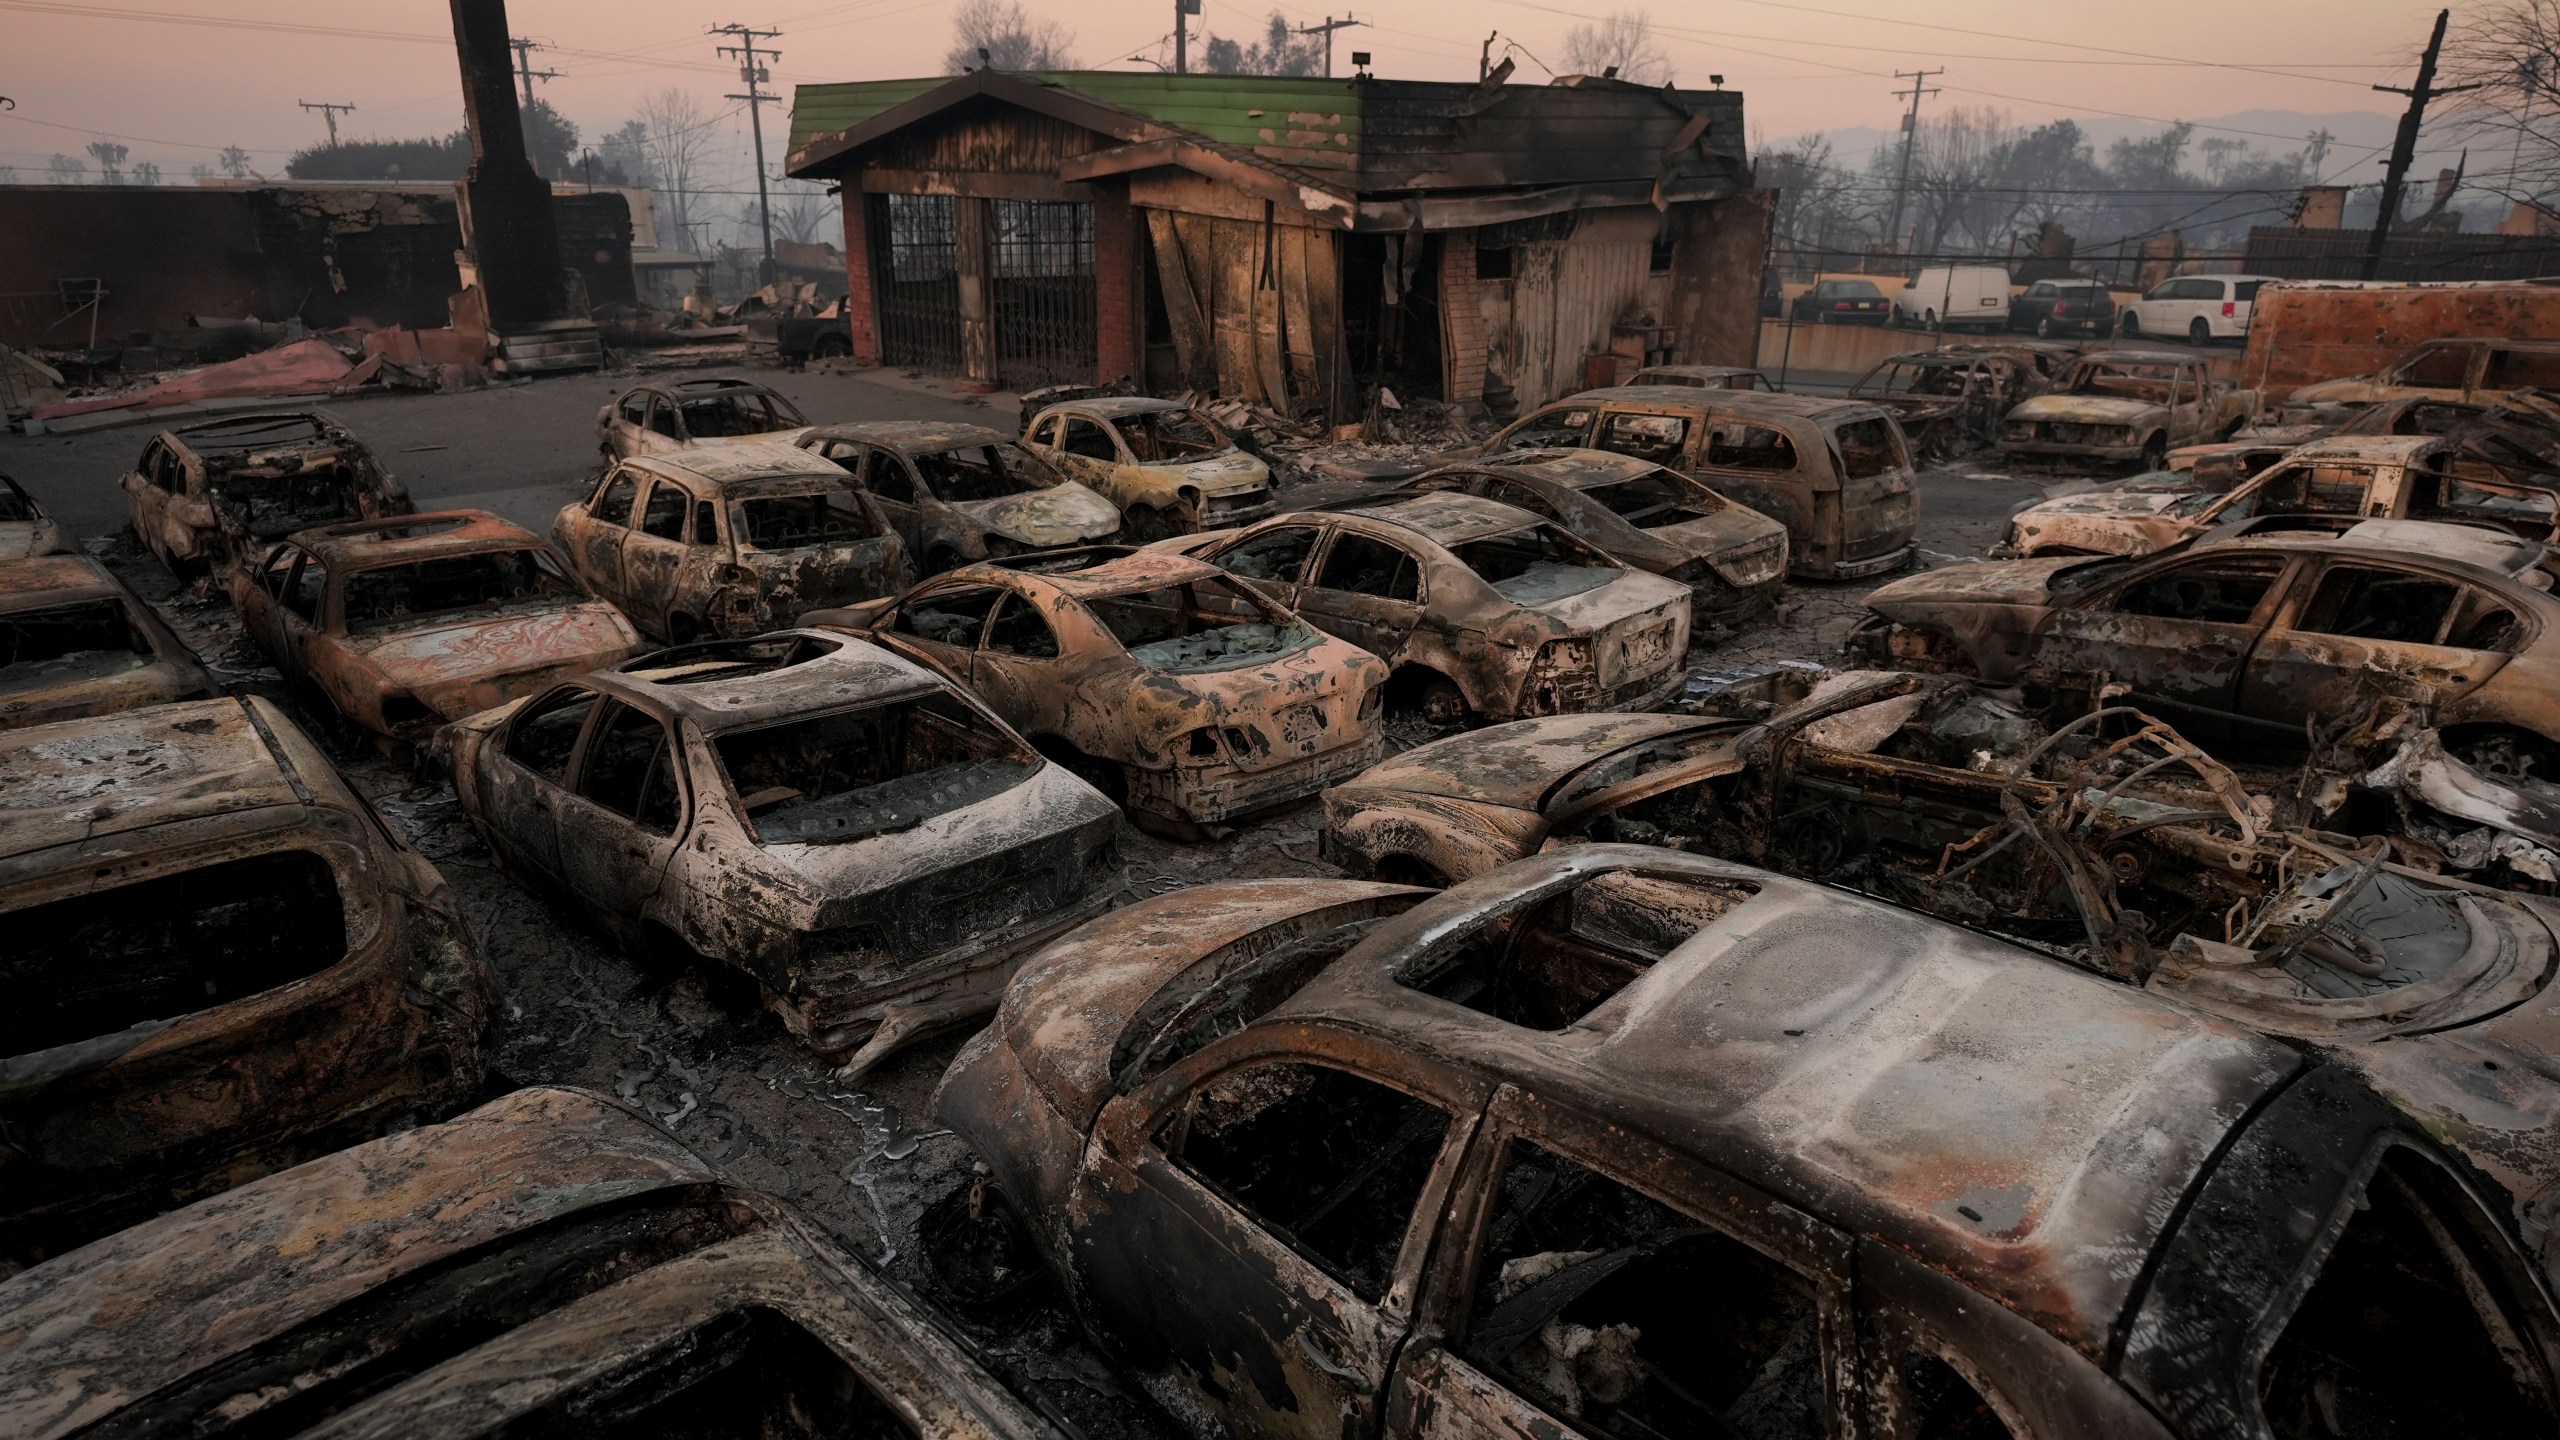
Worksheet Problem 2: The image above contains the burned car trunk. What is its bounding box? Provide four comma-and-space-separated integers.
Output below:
0, 553, 217, 729
0, 1085, 1061, 1440
0, 697, 495, 1264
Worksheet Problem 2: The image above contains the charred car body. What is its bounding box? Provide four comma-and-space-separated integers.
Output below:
1363, 450, 1789, 627
938, 845, 2560, 1440
1166, 493, 1693, 726
1, 696, 495, 1263
120, 412, 411, 577
0, 1085, 1061, 1440
810, 549, 1385, 834
0, 474, 67, 561
1998, 352, 2257, 470
1022, 396, 1277, 541
2000, 434, 2560, 559
444, 630, 1120, 1074
1472, 386, 1919, 580
800, 421, 1124, 572
596, 375, 813, 460
1623, 365, 1773, 391
234, 511, 644, 742
554, 441, 915, 643
2290, 337, 2560, 410
0, 553, 216, 729
1849, 347, 2055, 461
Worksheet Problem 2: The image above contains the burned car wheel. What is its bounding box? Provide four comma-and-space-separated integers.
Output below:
921, 1178, 1052, 1313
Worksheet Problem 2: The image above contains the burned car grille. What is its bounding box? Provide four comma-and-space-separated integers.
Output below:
2039, 422, 2134, 446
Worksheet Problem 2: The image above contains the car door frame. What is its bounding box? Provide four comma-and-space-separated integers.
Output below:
479, 681, 609, 884
1387, 1081, 1865, 1440
553, 695, 691, 937
619, 472, 701, 637
2230, 553, 2527, 744
2027, 549, 2304, 737
1295, 521, 1431, 666
565, 465, 643, 603
1074, 1023, 1493, 1440
968, 586, 1078, 737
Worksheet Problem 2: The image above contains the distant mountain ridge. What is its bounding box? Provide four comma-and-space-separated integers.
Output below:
1787, 108, 2440, 188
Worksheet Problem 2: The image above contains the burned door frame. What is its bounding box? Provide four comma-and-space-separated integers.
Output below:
988, 198, 1098, 390
868, 192, 965, 376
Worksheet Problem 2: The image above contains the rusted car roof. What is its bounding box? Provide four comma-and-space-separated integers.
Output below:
1042, 396, 1188, 420
1343, 490, 1547, 547
2275, 433, 2444, 466
1465, 448, 1667, 490
1276, 845, 2302, 1358
0, 696, 326, 858
981, 546, 1231, 599
0, 553, 116, 607
803, 420, 1015, 454
1566, 385, 1878, 420
167, 410, 346, 449
286, 509, 553, 569
1339, 710, 1718, 808
618, 441, 849, 489
603, 628, 946, 733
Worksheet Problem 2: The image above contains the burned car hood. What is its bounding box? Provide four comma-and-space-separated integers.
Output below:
1340, 712, 1719, 810
344, 603, 641, 715
1521, 570, 1688, 630
1149, 452, 1270, 497
1866, 557, 2096, 609
2009, 395, 2160, 425
0, 520, 68, 561
957, 484, 1122, 547
755, 760, 1118, 921
2012, 488, 2191, 523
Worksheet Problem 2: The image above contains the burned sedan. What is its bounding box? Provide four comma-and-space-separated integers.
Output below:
553, 441, 915, 643
1857, 532, 2560, 760
1848, 347, 2050, 461
0, 1085, 1062, 1440
1997, 352, 2257, 470
1023, 395, 1277, 540
809, 548, 1385, 836
938, 845, 2560, 1440
0, 474, 68, 560
1, 696, 495, 1264
1167, 492, 1692, 726
444, 630, 1120, 1075
1379, 450, 1788, 628
1999, 434, 2560, 560
233, 511, 643, 743
596, 375, 812, 460
120, 411, 411, 577
1, 553, 216, 729
799, 421, 1124, 572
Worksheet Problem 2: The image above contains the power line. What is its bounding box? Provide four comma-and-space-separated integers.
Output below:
1884, 69, 1940, 251
507, 37, 560, 107
297, 100, 356, 146
712, 23, 784, 284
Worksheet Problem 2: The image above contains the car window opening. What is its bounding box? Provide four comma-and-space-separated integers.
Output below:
624, 634, 844, 686
340, 549, 583, 633
1706, 425, 1798, 472
502, 1306, 923, 1440
1831, 417, 1907, 479
1468, 1138, 1826, 1440
737, 489, 872, 550
0, 599, 153, 684
8, 849, 349, 1059
1166, 1061, 1451, 1302
897, 586, 1002, 647
677, 391, 805, 438
1503, 408, 1598, 452
1894, 1348, 2020, 1439
1111, 915, 1420, 1096
1090, 580, 1314, 672
0, 485, 33, 522
2259, 1150, 2556, 1439
1397, 871, 1759, 1029
208, 463, 362, 540
1129, 410, 1229, 462
914, 445, 1052, 503
714, 693, 1035, 846
1453, 528, 1618, 607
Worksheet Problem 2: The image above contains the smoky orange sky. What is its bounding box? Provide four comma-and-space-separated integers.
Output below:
0, 0, 2440, 185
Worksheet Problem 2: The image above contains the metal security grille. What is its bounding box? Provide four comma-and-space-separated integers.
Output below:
873, 194, 962, 373
990, 200, 1095, 388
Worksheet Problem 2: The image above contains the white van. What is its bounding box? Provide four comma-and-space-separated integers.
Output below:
1893, 264, 2012, 331
2119, 273, 2281, 345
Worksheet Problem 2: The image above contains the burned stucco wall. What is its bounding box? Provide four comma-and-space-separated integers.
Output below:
1477, 207, 1662, 408
1140, 199, 1340, 420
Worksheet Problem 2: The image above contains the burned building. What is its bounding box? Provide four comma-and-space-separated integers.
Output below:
784, 70, 1770, 422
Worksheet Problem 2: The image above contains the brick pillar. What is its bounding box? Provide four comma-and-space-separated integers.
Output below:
1093, 183, 1137, 384
839, 187, 882, 365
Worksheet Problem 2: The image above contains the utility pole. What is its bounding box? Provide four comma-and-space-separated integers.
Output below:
2364, 9, 2479, 280
506, 37, 558, 107
1294, 15, 1364, 79
1174, 0, 1198, 73
713, 23, 783, 286
298, 100, 356, 147
1884, 69, 1941, 257
1481, 32, 1497, 80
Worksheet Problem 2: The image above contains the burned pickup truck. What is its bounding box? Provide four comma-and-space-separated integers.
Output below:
0, 1085, 1060, 1440
1998, 352, 2256, 470
444, 630, 1120, 1075
119, 411, 411, 577
2, 696, 495, 1263
937, 846, 2560, 1440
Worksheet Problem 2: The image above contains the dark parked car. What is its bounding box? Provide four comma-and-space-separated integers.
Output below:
1788, 277, 1891, 326
2007, 279, 2118, 338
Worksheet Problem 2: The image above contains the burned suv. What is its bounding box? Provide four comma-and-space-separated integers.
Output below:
2, 696, 495, 1263
940, 846, 2560, 1440
120, 411, 411, 576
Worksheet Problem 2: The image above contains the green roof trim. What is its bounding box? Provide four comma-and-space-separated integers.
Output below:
789, 72, 1368, 172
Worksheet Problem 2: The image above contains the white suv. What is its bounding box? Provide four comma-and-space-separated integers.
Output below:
2118, 273, 2279, 345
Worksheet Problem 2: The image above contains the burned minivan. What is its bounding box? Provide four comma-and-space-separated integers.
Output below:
938, 846, 2560, 1440
0, 1086, 1060, 1440
0, 697, 495, 1263
1, 552, 216, 729
119, 411, 411, 577
1474, 386, 1918, 580
443, 630, 1120, 1075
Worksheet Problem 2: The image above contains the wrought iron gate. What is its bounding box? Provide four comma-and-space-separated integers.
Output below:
990, 199, 1095, 388
872, 194, 962, 372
